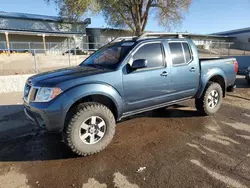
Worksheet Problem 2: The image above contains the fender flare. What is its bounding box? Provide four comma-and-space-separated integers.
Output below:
196, 68, 227, 98
61, 83, 125, 121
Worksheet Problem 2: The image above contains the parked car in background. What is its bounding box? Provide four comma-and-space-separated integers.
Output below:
246, 66, 250, 85
23, 33, 238, 156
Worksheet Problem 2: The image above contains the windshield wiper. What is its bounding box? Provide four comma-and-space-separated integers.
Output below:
84, 64, 107, 70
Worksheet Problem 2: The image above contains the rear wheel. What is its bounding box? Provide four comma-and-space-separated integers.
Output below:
195, 82, 223, 116
64, 102, 116, 156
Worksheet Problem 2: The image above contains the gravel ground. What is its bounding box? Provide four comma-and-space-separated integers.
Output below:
0, 76, 249, 188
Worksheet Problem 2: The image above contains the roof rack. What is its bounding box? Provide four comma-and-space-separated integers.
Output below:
110, 36, 137, 43
110, 32, 189, 44
137, 32, 188, 40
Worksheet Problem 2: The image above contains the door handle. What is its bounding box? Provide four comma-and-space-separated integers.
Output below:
161, 71, 168, 77
190, 67, 196, 72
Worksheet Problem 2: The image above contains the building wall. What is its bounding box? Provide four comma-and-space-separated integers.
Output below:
217, 32, 250, 51
0, 17, 86, 34
7, 35, 67, 42
229, 32, 250, 50
0, 16, 87, 52
0, 33, 69, 52
99, 29, 133, 44
86, 28, 133, 49
0, 33, 5, 41
0, 33, 6, 49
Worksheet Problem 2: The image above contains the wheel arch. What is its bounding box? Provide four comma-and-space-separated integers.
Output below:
65, 94, 119, 125
208, 75, 226, 97
60, 83, 124, 132
196, 70, 227, 98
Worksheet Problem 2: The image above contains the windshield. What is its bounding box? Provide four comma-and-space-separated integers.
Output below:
80, 42, 134, 69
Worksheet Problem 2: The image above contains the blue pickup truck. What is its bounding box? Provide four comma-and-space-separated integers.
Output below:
24, 33, 238, 156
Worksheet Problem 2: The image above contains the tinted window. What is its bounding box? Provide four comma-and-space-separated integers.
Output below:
182, 43, 192, 63
169, 42, 185, 65
133, 43, 164, 69
80, 42, 134, 69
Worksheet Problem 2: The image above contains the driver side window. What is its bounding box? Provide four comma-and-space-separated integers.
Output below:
130, 43, 164, 69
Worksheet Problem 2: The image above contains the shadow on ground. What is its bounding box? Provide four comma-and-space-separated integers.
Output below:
227, 94, 250, 101
0, 104, 78, 162
235, 75, 250, 88
123, 104, 201, 121
0, 103, 200, 162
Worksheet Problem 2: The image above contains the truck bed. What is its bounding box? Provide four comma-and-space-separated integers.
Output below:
199, 57, 237, 88
199, 57, 232, 61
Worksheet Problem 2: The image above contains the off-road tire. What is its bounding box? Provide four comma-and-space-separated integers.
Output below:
64, 102, 116, 156
195, 82, 223, 116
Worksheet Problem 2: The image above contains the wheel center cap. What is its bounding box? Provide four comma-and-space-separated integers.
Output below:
89, 127, 96, 134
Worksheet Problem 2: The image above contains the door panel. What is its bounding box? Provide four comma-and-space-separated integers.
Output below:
168, 41, 200, 99
123, 68, 171, 111
122, 42, 171, 112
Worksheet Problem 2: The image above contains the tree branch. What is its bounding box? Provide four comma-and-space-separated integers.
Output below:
117, 10, 136, 32
141, 0, 153, 32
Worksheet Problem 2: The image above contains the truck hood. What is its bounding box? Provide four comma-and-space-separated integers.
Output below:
29, 66, 110, 86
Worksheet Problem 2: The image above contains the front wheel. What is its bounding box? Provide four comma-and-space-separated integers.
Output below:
64, 102, 116, 156
195, 82, 223, 116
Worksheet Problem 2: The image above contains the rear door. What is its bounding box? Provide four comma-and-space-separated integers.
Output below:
168, 41, 200, 99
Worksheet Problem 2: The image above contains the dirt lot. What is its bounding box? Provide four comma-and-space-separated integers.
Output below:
0, 77, 249, 188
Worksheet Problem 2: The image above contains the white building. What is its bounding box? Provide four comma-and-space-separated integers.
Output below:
214, 28, 250, 50
0, 11, 90, 53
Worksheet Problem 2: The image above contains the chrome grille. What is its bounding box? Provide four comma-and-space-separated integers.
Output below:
24, 84, 39, 103
24, 84, 31, 102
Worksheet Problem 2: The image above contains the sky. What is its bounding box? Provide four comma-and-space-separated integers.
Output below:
0, 0, 250, 34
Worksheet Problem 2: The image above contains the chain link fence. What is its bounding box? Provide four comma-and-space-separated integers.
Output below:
194, 40, 250, 57
1, 39, 250, 75
0, 41, 104, 54
0, 41, 105, 75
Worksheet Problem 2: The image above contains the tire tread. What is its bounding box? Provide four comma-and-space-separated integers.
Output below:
195, 82, 223, 116
64, 102, 115, 156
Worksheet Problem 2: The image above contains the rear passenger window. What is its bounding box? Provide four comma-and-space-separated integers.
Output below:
182, 43, 192, 63
133, 43, 164, 69
169, 43, 185, 65
169, 42, 192, 65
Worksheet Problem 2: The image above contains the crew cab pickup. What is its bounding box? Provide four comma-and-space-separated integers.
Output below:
24, 33, 238, 156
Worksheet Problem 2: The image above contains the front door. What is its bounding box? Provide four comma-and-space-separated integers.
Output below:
122, 42, 171, 112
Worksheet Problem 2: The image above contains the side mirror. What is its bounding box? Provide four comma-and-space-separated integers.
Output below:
131, 59, 147, 69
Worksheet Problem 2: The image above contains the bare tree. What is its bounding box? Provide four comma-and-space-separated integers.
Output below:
46, 0, 192, 35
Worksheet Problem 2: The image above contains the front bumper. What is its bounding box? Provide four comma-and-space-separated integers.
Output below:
23, 97, 67, 132
24, 107, 46, 129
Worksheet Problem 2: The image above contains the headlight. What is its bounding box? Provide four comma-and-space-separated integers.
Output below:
35, 87, 62, 102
